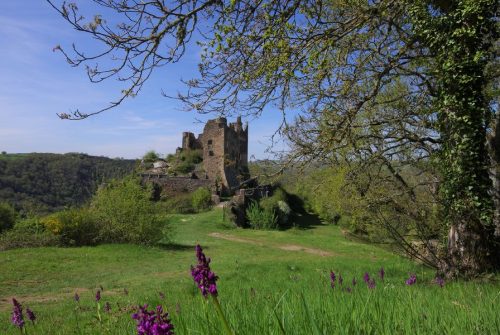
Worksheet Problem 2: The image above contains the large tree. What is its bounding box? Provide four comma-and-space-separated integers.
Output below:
47, 0, 499, 277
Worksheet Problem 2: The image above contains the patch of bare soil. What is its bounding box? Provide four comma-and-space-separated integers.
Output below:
208, 232, 264, 246
278, 244, 333, 257
216, 201, 228, 208
208, 233, 334, 257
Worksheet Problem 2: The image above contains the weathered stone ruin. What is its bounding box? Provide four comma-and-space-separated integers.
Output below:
142, 117, 249, 196
182, 116, 249, 192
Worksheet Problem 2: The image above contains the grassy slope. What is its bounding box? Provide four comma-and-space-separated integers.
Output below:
0, 209, 499, 334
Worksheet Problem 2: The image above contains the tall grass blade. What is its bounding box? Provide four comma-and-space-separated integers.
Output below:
300, 293, 321, 335
273, 309, 287, 335
211, 295, 235, 335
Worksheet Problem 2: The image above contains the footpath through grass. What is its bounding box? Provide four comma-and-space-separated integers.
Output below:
1, 209, 499, 334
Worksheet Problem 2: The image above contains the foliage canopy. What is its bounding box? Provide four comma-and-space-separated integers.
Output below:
48, 0, 500, 276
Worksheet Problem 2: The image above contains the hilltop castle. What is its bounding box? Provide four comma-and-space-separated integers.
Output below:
182, 116, 249, 193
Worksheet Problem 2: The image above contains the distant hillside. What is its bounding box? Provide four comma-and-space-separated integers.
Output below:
0, 153, 137, 214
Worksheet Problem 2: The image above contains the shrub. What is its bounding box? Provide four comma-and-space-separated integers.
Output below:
161, 193, 196, 214
173, 160, 195, 174
293, 167, 347, 224
90, 177, 169, 245
14, 217, 46, 234
191, 187, 212, 212
260, 188, 291, 226
41, 214, 63, 235
180, 149, 203, 164
53, 208, 100, 246
143, 150, 160, 162
277, 200, 291, 225
0, 218, 59, 250
246, 201, 278, 230
0, 202, 17, 232
170, 149, 203, 174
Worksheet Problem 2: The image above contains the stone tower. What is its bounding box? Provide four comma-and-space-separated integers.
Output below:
181, 117, 248, 194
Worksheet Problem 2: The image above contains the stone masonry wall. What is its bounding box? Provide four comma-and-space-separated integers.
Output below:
173, 117, 248, 195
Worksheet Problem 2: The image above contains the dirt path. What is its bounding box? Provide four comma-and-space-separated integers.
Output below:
208, 232, 334, 257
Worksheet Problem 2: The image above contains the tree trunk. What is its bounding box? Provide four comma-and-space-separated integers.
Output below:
487, 113, 500, 238
443, 222, 493, 278
412, 0, 499, 278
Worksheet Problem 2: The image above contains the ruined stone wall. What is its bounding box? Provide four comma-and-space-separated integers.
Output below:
182, 132, 202, 150
239, 126, 248, 167
175, 117, 249, 195
223, 126, 242, 190
199, 118, 227, 187
223, 117, 248, 191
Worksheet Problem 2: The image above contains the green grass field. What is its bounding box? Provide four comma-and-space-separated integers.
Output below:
1, 209, 499, 334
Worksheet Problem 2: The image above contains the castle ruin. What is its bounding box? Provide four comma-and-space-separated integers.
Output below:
142, 117, 249, 197
182, 116, 249, 193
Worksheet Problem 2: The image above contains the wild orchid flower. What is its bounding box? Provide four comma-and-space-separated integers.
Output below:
406, 274, 417, 286
191, 245, 218, 297
11, 298, 24, 329
132, 304, 174, 335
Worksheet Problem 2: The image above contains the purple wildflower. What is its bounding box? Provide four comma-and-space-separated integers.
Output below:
191, 245, 218, 297
330, 271, 336, 288
338, 274, 343, 286
26, 308, 36, 324
11, 298, 24, 329
405, 274, 417, 286
435, 276, 445, 288
132, 304, 175, 335
352, 277, 357, 286
368, 278, 376, 289
74, 292, 80, 302
96, 290, 101, 302
104, 302, 112, 313
379, 267, 385, 281
159, 292, 165, 300
345, 287, 352, 293
363, 272, 370, 283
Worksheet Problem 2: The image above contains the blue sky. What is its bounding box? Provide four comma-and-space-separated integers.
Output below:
0, 2, 286, 160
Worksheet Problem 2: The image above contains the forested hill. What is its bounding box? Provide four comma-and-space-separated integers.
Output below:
0, 153, 137, 214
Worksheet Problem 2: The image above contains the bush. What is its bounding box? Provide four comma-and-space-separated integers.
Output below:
0, 218, 59, 250
191, 187, 212, 212
294, 167, 346, 224
180, 149, 203, 164
53, 208, 100, 246
277, 200, 291, 225
173, 160, 195, 174
0, 202, 17, 232
91, 177, 169, 245
260, 187, 291, 226
161, 193, 196, 214
143, 150, 160, 162
41, 214, 63, 235
14, 217, 46, 234
40, 208, 102, 246
246, 201, 278, 230
170, 149, 203, 174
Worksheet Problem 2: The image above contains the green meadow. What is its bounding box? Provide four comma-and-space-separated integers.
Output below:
1, 209, 499, 334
